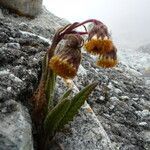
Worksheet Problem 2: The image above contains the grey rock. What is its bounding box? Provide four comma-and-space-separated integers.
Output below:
0, 0, 43, 17
120, 95, 130, 101
0, 101, 33, 150
139, 122, 148, 126
1, 6, 68, 39
135, 109, 150, 118
138, 43, 150, 54
53, 102, 113, 150
79, 52, 150, 150
53, 79, 113, 150
5, 43, 21, 50
140, 131, 150, 149
114, 88, 122, 94
0, 15, 50, 149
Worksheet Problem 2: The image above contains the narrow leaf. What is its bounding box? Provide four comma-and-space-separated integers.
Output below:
44, 98, 71, 136
59, 89, 72, 102
58, 82, 98, 129
45, 69, 56, 109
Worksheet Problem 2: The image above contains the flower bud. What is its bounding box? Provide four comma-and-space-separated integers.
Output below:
49, 34, 83, 79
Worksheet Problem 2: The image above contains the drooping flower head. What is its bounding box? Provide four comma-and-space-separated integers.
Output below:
49, 19, 118, 77
49, 34, 83, 79
84, 22, 114, 55
84, 21, 118, 68
96, 45, 118, 68
84, 37, 114, 55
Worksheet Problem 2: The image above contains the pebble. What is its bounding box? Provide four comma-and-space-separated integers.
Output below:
139, 122, 147, 126
7, 87, 12, 92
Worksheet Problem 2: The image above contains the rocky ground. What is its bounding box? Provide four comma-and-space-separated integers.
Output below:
0, 6, 150, 150
118, 46, 150, 86
80, 53, 150, 150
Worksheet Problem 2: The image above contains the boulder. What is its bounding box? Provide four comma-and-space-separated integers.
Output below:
0, 10, 50, 149
0, 0, 43, 17
0, 101, 33, 150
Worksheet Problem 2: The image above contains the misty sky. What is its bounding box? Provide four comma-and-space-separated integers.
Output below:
43, 0, 150, 49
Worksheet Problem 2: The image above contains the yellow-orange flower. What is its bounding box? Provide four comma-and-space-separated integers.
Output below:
49, 34, 82, 79
49, 55, 77, 79
84, 38, 113, 55
96, 46, 118, 68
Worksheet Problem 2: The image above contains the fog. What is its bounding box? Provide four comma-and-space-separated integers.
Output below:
43, 0, 150, 49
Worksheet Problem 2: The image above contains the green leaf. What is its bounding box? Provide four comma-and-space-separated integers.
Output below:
59, 89, 72, 102
45, 69, 56, 109
44, 98, 71, 136
58, 82, 98, 129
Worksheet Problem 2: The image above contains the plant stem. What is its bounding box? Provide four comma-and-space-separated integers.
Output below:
74, 19, 103, 29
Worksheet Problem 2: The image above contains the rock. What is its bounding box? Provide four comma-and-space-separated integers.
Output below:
0, 0, 43, 17
138, 43, 150, 54
52, 80, 113, 150
135, 109, 150, 118
0, 101, 33, 150
0, 14, 50, 149
139, 122, 148, 126
140, 130, 150, 149
77, 52, 150, 150
114, 88, 122, 94
53, 102, 113, 150
119, 45, 150, 87
5, 43, 21, 50
1, 6, 68, 39
120, 95, 130, 101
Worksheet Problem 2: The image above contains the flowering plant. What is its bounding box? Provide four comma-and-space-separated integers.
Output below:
32, 19, 117, 149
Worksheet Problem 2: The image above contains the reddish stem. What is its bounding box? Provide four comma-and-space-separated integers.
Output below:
47, 19, 104, 60
69, 31, 88, 35
59, 19, 102, 38
73, 19, 103, 29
